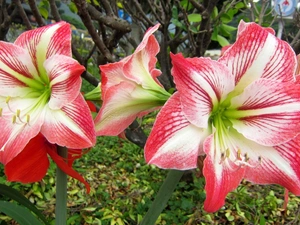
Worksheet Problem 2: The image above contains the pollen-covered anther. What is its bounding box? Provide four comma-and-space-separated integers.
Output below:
0, 108, 2, 117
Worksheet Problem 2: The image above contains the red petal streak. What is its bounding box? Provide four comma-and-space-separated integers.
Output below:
14, 22, 72, 72
203, 134, 245, 212
230, 79, 300, 145
244, 135, 300, 195
4, 134, 50, 183
145, 93, 207, 170
47, 147, 90, 193
46, 55, 85, 109
171, 53, 235, 128
41, 94, 96, 149
219, 21, 296, 92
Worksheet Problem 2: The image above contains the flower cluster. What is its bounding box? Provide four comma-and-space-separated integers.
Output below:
1, 19, 300, 213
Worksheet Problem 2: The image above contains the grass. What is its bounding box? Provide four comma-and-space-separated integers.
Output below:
0, 132, 300, 225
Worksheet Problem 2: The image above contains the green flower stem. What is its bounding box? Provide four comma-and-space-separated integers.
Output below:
55, 146, 68, 225
140, 170, 184, 225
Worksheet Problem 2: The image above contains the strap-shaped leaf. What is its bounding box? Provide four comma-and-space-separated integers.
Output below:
0, 184, 49, 225
0, 201, 43, 225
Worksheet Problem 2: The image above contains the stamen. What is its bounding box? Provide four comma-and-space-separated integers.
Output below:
26, 114, 30, 123
258, 156, 262, 163
0, 108, 2, 117
219, 152, 226, 164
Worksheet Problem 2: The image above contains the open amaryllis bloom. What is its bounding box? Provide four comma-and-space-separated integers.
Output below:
145, 21, 300, 212
0, 22, 95, 169
94, 24, 171, 136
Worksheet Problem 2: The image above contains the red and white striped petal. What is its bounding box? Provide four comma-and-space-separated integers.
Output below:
145, 93, 209, 170
0, 97, 46, 164
100, 61, 127, 98
203, 133, 246, 212
123, 24, 162, 88
95, 82, 162, 136
219, 21, 296, 95
244, 135, 300, 195
14, 22, 71, 81
41, 94, 95, 149
0, 42, 40, 97
228, 79, 300, 146
171, 53, 235, 128
3, 133, 50, 183
45, 55, 85, 109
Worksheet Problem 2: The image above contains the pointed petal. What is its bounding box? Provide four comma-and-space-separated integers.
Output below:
171, 53, 235, 128
230, 132, 300, 195
41, 94, 96, 148
4, 134, 50, 183
45, 55, 85, 109
219, 21, 296, 94
145, 93, 209, 170
46, 147, 90, 193
95, 82, 163, 136
123, 24, 162, 89
203, 133, 245, 212
14, 22, 71, 81
229, 79, 300, 145
0, 42, 40, 97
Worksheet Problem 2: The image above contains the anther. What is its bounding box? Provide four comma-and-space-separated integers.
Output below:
244, 153, 249, 162
0, 108, 2, 117
5, 96, 11, 104
16, 109, 20, 117
26, 114, 30, 123
12, 115, 16, 124
237, 149, 242, 160
258, 156, 262, 163
225, 148, 230, 158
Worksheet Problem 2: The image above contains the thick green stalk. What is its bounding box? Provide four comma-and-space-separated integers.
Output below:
140, 170, 184, 225
55, 146, 68, 225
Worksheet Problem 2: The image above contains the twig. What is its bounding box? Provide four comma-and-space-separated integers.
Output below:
28, 0, 45, 26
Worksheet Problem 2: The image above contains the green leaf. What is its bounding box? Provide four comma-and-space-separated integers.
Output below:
68, 2, 78, 13
0, 184, 49, 225
0, 201, 44, 225
38, 8, 49, 19
187, 14, 202, 23
235, 2, 245, 10
220, 13, 232, 23
212, 6, 218, 19
217, 35, 230, 47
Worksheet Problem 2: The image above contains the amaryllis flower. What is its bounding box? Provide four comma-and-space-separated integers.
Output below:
145, 21, 300, 212
0, 22, 95, 173
94, 24, 171, 136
